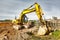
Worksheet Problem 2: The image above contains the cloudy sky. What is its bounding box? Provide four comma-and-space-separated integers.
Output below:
0, 0, 60, 20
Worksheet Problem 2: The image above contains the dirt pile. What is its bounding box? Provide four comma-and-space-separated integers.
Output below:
0, 22, 38, 40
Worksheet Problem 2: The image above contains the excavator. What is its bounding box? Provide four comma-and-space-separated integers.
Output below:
12, 3, 45, 24
12, 3, 52, 35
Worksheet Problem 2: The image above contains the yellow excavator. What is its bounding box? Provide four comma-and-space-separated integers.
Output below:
12, 3, 52, 35
12, 3, 45, 25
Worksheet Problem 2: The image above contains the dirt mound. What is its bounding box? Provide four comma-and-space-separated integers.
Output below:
0, 22, 38, 40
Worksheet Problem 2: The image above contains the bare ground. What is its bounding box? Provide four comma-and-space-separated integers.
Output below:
0, 22, 59, 40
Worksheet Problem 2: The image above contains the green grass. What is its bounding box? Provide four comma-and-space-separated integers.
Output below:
52, 30, 60, 39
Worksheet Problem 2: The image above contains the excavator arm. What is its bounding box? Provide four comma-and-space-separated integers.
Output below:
12, 3, 45, 25
19, 3, 45, 25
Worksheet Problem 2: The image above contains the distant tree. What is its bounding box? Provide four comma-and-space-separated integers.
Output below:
0, 19, 12, 22
52, 16, 57, 20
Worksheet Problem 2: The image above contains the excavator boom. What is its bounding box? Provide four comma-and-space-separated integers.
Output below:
18, 3, 45, 24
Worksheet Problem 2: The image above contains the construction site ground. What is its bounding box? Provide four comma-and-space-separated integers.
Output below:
0, 22, 60, 40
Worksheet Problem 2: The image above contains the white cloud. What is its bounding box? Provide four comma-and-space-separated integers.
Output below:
0, 0, 60, 20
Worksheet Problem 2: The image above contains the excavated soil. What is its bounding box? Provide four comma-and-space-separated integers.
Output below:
0, 22, 38, 40
0, 22, 59, 40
